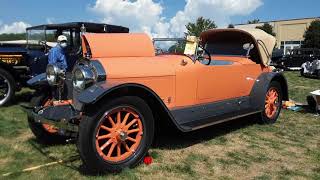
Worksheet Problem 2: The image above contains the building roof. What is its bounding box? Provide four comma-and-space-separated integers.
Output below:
235, 17, 320, 26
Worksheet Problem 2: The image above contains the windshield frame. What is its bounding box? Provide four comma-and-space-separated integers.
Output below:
27, 27, 81, 53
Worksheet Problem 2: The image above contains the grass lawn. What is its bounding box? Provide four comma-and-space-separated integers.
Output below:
0, 71, 319, 179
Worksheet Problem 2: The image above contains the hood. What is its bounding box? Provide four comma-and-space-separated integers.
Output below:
96, 56, 178, 79
82, 33, 155, 58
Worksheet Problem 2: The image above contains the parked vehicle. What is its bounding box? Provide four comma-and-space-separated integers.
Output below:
301, 59, 320, 78
270, 48, 284, 67
0, 22, 129, 106
25, 28, 289, 173
276, 48, 320, 70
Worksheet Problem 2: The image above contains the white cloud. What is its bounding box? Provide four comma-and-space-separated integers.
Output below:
46, 18, 56, 24
91, 0, 263, 37
90, 0, 163, 36
0, 21, 31, 34
167, 0, 263, 36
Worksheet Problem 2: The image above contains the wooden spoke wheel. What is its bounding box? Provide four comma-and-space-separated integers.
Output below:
78, 96, 154, 173
41, 99, 58, 134
95, 107, 144, 163
28, 92, 68, 144
265, 88, 280, 119
261, 81, 283, 124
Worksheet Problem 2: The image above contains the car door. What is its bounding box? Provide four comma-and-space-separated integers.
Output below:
195, 58, 248, 104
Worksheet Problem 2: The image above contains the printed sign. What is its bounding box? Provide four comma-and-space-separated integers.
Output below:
0, 55, 23, 65
184, 36, 198, 55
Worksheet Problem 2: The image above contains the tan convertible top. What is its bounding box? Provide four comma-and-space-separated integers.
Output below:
201, 28, 276, 66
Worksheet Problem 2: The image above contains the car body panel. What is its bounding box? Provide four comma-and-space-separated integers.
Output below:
32, 29, 288, 134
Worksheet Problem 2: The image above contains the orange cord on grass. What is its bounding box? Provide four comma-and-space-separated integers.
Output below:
1, 156, 78, 177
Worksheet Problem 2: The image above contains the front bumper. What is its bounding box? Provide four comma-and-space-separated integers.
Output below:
23, 104, 81, 134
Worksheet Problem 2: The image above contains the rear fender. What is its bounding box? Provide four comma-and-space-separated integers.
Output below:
250, 72, 289, 111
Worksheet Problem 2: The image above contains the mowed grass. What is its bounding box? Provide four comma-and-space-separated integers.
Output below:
0, 71, 319, 179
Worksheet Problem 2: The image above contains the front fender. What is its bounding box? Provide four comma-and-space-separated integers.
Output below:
77, 82, 165, 105
76, 82, 185, 131
27, 73, 48, 87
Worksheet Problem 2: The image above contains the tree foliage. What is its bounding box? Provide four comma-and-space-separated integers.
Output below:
0, 33, 26, 41
256, 23, 276, 36
168, 17, 217, 53
303, 20, 320, 49
186, 17, 217, 37
228, 24, 235, 28
168, 41, 186, 53
247, 19, 260, 24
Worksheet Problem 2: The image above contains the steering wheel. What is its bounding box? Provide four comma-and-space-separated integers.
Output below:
39, 40, 47, 46
198, 46, 212, 65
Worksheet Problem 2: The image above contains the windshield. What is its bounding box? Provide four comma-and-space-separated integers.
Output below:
153, 38, 186, 55
27, 29, 46, 47
27, 28, 81, 52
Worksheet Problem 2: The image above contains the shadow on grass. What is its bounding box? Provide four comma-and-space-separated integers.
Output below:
21, 115, 259, 177
154, 115, 258, 150
11, 89, 34, 106
27, 138, 80, 171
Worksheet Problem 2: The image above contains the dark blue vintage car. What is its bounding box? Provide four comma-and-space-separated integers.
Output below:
0, 22, 129, 106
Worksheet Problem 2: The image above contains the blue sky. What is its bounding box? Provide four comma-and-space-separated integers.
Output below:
0, 0, 319, 36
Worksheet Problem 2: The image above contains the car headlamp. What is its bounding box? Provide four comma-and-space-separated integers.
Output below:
46, 64, 64, 86
73, 65, 95, 91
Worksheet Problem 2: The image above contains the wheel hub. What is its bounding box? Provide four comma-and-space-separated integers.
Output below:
118, 131, 128, 142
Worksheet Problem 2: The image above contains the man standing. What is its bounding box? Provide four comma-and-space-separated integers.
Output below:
48, 35, 68, 71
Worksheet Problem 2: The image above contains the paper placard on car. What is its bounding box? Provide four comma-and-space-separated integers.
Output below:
184, 36, 198, 55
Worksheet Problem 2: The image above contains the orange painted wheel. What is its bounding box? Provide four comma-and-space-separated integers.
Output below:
28, 93, 68, 144
95, 107, 143, 163
265, 87, 280, 119
41, 99, 58, 134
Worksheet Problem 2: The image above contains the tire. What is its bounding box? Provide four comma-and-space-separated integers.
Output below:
28, 92, 68, 144
0, 68, 16, 106
260, 81, 283, 124
300, 68, 305, 77
78, 96, 154, 173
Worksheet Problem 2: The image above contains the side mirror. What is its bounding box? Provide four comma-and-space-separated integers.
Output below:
243, 43, 254, 57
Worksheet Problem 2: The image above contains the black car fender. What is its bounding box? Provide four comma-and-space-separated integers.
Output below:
76, 82, 184, 131
78, 82, 168, 107
249, 72, 289, 111
27, 73, 48, 87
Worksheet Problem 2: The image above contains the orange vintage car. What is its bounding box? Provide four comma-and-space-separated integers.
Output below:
25, 28, 288, 172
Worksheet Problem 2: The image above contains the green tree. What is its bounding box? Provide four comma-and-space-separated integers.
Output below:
256, 23, 276, 36
168, 41, 186, 53
303, 20, 320, 48
186, 17, 217, 37
0, 33, 26, 41
247, 19, 260, 24
228, 24, 235, 28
